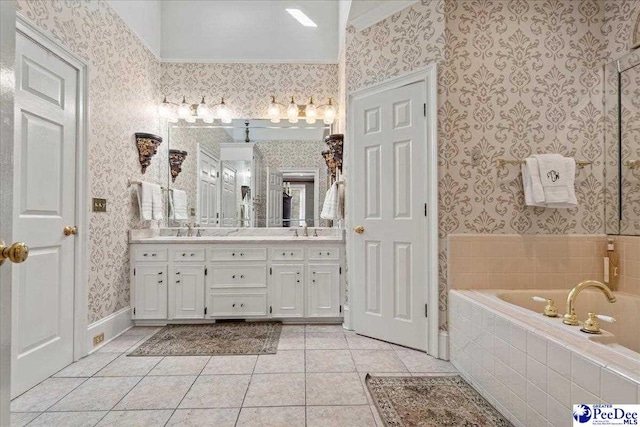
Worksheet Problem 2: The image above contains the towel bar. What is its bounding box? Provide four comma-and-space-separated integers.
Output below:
128, 179, 170, 191
494, 158, 592, 169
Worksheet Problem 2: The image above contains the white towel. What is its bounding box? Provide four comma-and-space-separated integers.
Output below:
521, 158, 546, 207
136, 182, 154, 220
151, 184, 164, 220
533, 154, 577, 208
170, 189, 189, 221
321, 182, 341, 221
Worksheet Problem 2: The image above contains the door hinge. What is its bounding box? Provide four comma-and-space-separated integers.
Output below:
340, 305, 342, 313
423, 103, 426, 117
424, 303, 428, 317
205, 267, 208, 276
339, 266, 342, 275
270, 267, 272, 275
133, 268, 136, 276
217, 172, 220, 178
269, 306, 272, 314
424, 203, 428, 217
204, 307, 207, 315
133, 307, 136, 315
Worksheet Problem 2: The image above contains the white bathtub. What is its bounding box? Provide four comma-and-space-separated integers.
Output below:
449, 289, 640, 427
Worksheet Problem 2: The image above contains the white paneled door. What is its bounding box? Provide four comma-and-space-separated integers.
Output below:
266, 168, 283, 227
221, 164, 237, 227
198, 148, 219, 226
12, 32, 78, 397
352, 80, 428, 351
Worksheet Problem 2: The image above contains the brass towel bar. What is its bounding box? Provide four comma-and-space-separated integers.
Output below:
494, 158, 592, 169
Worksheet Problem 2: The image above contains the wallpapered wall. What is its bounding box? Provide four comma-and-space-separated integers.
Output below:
345, 0, 640, 330
16, 0, 163, 324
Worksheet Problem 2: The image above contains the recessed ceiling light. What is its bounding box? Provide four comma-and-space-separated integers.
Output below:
286, 9, 317, 27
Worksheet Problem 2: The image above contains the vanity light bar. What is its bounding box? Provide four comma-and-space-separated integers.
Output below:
286, 9, 317, 27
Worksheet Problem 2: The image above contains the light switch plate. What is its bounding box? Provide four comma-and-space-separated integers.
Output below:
93, 198, 107, 212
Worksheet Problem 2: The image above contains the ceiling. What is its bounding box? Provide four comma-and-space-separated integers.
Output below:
109, 0, 340, 63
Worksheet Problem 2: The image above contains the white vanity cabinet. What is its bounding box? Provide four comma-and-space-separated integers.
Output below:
130, 239, 344, 324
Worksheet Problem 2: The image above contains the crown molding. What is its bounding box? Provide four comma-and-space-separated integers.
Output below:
349, 0, 418, 31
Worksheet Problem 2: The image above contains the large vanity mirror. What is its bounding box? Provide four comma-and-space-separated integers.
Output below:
605, 49, 640, 235
165, 120, 333, 228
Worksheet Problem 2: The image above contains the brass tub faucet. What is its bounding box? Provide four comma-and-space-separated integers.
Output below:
563, 280, 616, 326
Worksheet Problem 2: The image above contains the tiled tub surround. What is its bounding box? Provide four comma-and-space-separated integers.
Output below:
611, 235, 640, 294
449, 291, 640, 427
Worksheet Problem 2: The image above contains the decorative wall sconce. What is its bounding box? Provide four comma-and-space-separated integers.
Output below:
322, 134, 343, 178
169, 149, 188, 182
135, 132, 163, 174
267, 96, 336, 125
159, 95, 232, 123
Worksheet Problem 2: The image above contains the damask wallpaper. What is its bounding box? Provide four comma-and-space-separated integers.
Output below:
346, 0, 640, 329
16, 0, 163, 324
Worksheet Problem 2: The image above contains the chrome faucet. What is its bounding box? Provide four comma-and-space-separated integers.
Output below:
563, 280, 616, 326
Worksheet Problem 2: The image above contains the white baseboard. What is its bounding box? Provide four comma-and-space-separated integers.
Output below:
86, 307, 133, 354
438, 331, 449, 360
342, 305, 352, 330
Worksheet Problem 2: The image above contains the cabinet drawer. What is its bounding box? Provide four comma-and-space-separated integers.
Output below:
172, 248, 205, 262
134, 248, 168, 262
307, 247, 340, 261
210, 265, 267, 288
271, 248, 304, 261
209, 292, 267, 317
210, 248, 267, 261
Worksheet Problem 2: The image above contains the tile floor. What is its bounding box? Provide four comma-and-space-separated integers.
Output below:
10, 325, 457, 427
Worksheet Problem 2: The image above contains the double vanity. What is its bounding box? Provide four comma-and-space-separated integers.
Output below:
129, 229, 345, 324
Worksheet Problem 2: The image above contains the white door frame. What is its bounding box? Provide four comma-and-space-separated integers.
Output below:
280, 168, 320, 227
16, 15, 90, 361
346, 65, 439, 357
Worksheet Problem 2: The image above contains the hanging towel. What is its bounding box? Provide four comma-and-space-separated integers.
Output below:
135, 181, 154, 221
321, 182, 341, 221
151, 184, 164, 220
170, 189, 189, 221
533, 154, 577, 208
521, 158, 546, 207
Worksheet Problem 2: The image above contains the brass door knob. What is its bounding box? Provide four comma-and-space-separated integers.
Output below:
63, 226, 78, 236
0, 241, 29, 266
354, 226, 365, 234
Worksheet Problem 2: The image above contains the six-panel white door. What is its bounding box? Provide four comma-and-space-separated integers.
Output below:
221, 164, 237, 227
352, 80, 428, 350
270, 264, 304, 317
307, 264, 340, 317
12, 31, 78, 397
170, 266, 205, 319
134, 265, 168, 320
266, 168, 283, 227
199, 148, 219, 226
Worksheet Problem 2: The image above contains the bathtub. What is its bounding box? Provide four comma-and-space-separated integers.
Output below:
449, 289, 640, 427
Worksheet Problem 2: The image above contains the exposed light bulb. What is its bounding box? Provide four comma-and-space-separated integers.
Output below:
196, 96, 211, 118
158, 96, 172, 118
323, 117, 334, 125
306, 116, 317, 124
268, 96, 281, 123
217, 97, 232, 124
324, 98, 336, 121
184, 115, 196, 123
177, 96, 191, 119
202, 115, 214, 124
287, 96, 299, 123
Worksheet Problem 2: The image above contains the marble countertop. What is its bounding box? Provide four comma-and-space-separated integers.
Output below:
129, 227, 345, 244
130, 236, 345, 244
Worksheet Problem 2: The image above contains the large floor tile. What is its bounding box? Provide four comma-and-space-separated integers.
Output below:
306, 373, 368, 405
277, 333, 305, 350
280, 325, 306, 335
305, 324, 344, 333
96, 336, 144, 354
48, 377, 141, 411
351, 350, 408, 373
243, 373, 305, 407
11, 378, 86, 412
394, 349, 458, 373
306, 350, 356, 373
96, 410, 172, 427
120, 326, 162, 337
95, 355, 162, 377
10, 412, 40, 427
54, 353, 119, 378
254, 350, 305, 373
305, 332, 349, 350
166, 408, 239, 427
346, 334, 393, 350
236, 406, 306, 427
28, 411, 107, 427
306, 405, 377, 427
114, 375, 196, 410
201, 355, 257, 375
179, 375, 250, 408
148, 356, 210, 376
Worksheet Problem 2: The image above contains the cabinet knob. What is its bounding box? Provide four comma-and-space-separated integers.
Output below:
240, 275, 245, 279
158, 272, 163, 275
152, 253, 157, 257
143, 253, 148, 257
175, 272, 180, 275
182, 253, 186, 256
241, 303, 244, 307
176, 280, 180, 283
240, 253, 244, 256
232, 253, 236, 256
282, 252, 285, 256
159, 280, 163, 284
232, 275, 236, 279
190, 253, 194, 257
297, 280, 300, 283
232, 303, 236, 307
290, 252, 294, 256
